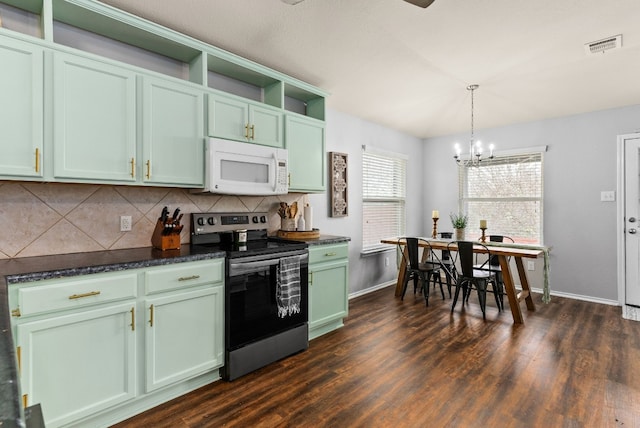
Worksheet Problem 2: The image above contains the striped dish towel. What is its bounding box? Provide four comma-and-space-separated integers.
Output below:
277, 255, 301, 318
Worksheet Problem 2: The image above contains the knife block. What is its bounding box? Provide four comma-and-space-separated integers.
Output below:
151, 219, 181, 251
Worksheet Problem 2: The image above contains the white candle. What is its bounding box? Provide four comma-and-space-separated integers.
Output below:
432, 210, 439, 219
480, 219, 487, 229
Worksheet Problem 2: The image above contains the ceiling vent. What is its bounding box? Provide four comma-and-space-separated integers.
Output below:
585, 34, 622, 55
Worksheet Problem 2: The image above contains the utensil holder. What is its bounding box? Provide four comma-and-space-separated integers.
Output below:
281, 218, 296, 231
151, 219, 181, 251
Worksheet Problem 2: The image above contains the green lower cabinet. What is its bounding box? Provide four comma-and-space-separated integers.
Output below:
285, 114, 326, 192
145, 285, 224, 392
8, 258, 225, 428
308, 243, 349, 340
16, 302, 137, 428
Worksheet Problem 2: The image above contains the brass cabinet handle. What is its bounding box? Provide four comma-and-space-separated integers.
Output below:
130, 157, 135, 178
68, 291, 101, 300
178, 275, 200, 281
250, 124, 255, 139
17, 346, 21, 374
146, 160, 151, 179
325, 252, 337, 257
11, 308, 21, 317
35, 148, 40, 173
23, 394, 28, 409
288, 173, 291, 186
244, 124, 249, 138
149, 304, 154, 327
130, 307, 135, 331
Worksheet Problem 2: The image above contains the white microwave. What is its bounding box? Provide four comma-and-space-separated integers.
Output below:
198, 138, 289, 195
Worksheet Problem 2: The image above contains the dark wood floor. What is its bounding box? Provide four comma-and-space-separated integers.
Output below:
113, 285, 640, 428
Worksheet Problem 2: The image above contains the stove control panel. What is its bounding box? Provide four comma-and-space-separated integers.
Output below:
191, 212, 268, 235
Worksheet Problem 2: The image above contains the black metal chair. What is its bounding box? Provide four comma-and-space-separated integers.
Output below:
474, 235, 514, 311
398, 237, 444, 307
449, 241, 499, 319
438, 232, 455, 298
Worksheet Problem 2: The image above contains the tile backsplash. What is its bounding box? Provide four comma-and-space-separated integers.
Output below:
0, 181, 306, 259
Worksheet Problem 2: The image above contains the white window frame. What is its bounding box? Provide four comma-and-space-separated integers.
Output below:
458, 146, 546, 244
362, 145, 407, 254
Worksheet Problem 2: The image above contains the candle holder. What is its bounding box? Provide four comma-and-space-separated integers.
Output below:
480, 227, 487, 243
432, 217, 439, 239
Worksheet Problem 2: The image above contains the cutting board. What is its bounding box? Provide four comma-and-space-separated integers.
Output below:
277, 229, 320, 239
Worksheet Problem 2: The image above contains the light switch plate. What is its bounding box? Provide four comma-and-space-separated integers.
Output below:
600, 191, 616, 202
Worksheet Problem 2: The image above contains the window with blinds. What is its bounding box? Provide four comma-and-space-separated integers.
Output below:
459, 152, 543, 244
362, 147, 406, 252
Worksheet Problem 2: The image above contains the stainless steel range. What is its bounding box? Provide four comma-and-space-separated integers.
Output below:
191, 212, 309, 381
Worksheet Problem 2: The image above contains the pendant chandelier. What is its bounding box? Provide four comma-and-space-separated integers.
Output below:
454, 84, 494, 167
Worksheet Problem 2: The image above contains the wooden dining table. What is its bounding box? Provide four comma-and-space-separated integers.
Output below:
381, 237, 548, 324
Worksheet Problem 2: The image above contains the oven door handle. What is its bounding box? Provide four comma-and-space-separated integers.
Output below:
230, 259, 280, 272
229, 253, 308, 276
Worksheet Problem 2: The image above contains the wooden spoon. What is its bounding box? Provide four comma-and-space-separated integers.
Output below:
290, 202, 298, 218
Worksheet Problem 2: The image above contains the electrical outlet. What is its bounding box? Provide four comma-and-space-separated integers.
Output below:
120, 216, 132, 232
384, 257, 390, 267
527, 261, 535, 271
600, 190, 616, 202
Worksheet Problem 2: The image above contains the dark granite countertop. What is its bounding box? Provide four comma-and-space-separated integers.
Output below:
0, 245, 225, 428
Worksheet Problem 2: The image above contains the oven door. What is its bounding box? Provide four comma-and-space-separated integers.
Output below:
226, 251, 308, 351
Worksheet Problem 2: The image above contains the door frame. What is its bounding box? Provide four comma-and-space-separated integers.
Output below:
617, 132, 640, 321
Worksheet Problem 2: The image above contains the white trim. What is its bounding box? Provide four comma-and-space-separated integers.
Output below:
617, 134, 626, 307
623, 305, 640, 321
540, 289, 619, 306
346, 282, 622, 308
361, 144, 409, 160
349, 281, 395, 299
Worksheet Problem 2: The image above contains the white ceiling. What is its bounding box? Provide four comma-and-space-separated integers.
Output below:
101, 0, 640, 139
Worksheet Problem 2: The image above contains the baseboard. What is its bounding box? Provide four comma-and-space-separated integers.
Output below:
347, 280, 621, 308
622, 305, 640, 321
349, 281, 395, 299
527, 286, 619, 306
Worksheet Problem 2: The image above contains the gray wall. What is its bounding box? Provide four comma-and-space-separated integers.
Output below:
424, 104, 640, 303
308, 109, 424, 296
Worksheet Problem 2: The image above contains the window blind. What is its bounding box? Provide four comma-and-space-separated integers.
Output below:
459, 152, 543, 244
362, 148, 406, 251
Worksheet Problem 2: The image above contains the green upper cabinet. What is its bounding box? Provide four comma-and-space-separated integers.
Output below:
0, 37, 44, 179
141, 77, 205, 187
53, 51, 137, 182
285, 114, 326, 192
208, 91, 283, 147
